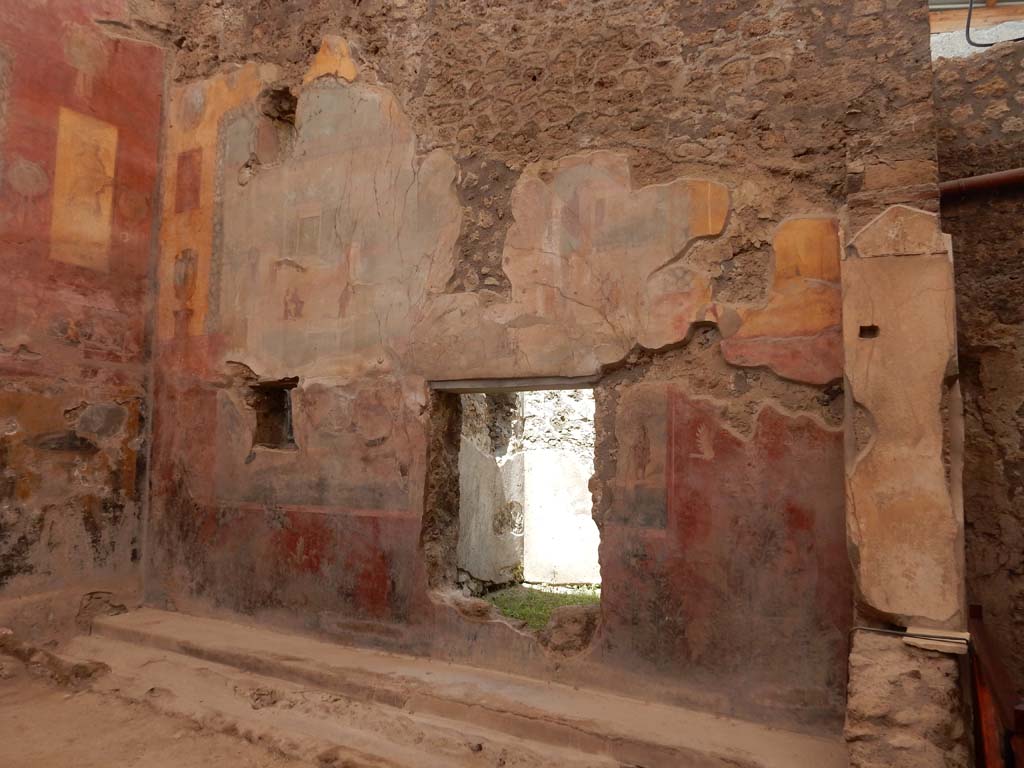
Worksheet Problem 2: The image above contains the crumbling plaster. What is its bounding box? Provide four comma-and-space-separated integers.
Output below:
0, 0, 974, 750
0, 0, 163, 639
845, 631, 969, 768
141, 39, 863, 730
839, 207, 968, 768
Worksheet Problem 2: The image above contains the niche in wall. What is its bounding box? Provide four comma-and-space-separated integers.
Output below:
247, 377, 299, 449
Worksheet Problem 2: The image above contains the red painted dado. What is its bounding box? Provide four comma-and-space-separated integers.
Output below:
600, 385, 850, 720
274, 509, 336, 574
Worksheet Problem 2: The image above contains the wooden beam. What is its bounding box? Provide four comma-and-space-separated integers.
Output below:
930, 4, 1024, 34
429, 375, 601, 393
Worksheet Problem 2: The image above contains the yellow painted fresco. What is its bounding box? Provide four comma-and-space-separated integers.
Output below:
729, 217, 841, 337
687, 179, 730, 240
772, 216, 841, 284
303, 36, 357, 85
716, 215, 844, 384
157, 62, 279, 340
735, 216, 841, 336
50, 107, 118, 271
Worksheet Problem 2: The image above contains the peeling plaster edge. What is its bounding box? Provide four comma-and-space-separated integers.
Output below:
677, 389, 845, 445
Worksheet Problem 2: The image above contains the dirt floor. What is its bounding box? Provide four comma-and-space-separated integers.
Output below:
0, 660, 300, 768
0, 610, 852, 768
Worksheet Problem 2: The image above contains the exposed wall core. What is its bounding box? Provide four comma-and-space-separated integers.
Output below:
36, 0, 940, 741
247, 378, 299, 450
934, 41, 1024, 700
142, 56, 856, 724
0, 0, 163, 640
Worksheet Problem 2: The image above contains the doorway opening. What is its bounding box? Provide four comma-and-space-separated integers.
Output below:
451, 386, 601, 632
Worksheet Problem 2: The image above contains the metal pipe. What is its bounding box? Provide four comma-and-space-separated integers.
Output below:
939, 167, 1024, 197
929, 1, 1024, 9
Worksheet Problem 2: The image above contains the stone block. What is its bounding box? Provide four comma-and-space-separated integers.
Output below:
842, 207, 964, 629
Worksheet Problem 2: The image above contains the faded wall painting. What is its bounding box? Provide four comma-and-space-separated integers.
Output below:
146, 48, 853, 730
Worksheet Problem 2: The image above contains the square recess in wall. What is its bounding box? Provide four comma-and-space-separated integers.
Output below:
247, 378, 299, 449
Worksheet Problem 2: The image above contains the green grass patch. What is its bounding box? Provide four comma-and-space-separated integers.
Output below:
484, 585, 600, 630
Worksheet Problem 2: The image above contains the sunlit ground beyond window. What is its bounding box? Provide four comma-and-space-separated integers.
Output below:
484, 584, 601, 630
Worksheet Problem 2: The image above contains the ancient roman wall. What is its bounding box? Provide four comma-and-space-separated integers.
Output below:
0, 1, 164, 639
140, 0, 957, 737
935, 41, 1024, 700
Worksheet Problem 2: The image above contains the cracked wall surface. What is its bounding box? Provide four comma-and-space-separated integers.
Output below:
0, 0, 966, 746
0, 0, 164, 638
596, 338, 850, 723
840, 206, 968, 768
144, 36, 861, 729
164, 0, 874, 299
140, 0, 953, 734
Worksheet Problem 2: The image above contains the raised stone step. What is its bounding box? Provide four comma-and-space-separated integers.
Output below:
64, 633, 601, 768
81, 608, 848, 768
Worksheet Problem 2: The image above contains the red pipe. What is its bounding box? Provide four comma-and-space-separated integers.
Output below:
940, 167, 1024, 197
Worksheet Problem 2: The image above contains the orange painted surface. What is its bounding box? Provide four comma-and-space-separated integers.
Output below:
721, 217, 843, 384
303, 36, 358, 84
156, 63, 278, 342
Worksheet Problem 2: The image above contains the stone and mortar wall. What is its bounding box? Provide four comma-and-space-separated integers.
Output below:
139, 0, 956, 736
0, 1, 164, 639
832, 6, 973, 762
164, 0, 939, 298
0, 0, 968, 755
845, 632, 969, 767
935, 42, 1024, 699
